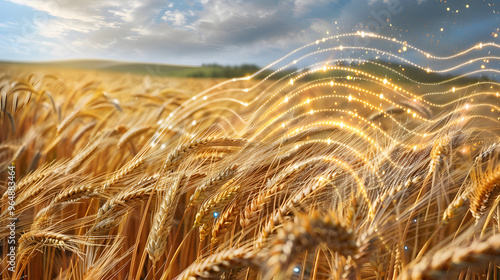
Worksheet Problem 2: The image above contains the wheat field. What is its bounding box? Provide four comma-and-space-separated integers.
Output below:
1, 35, 500, 280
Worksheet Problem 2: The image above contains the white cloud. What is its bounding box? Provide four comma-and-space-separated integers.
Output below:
38, 18, 99, 39
108, 9, 134, 22
162, 10, 187, 26
0, 22, 18, 28
7, 0, 106, 23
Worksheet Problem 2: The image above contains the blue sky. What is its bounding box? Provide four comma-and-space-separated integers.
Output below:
0, 0, 498, 66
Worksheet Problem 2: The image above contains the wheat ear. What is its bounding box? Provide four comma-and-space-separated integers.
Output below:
258, 177, 333, 243
241, 160, 315, 227
116, 125, 153, 149
70, 120, 96, 145
17, 230, 89, 262
97, 173, 160, 219
401, 234, 500, 280
163, 137, 246, 172
52, 183, 96, 205
194, 183, 241, 227
146, 174, 183, 264
174, 246, 259, 280
470, 165, 500, 220
102, 155, 147, 190
263, 211, 357, 280
188, 165, 238, 207
211, 200, 239, 247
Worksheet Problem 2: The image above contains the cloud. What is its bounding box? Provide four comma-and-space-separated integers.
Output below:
294, 0, 341, 16
162, 10, 187, 26
7, 0, 108, 23
1, 0, 497, 66
37, 18, 100, 39
0, 22, 19, 28
197, 0, 306, 46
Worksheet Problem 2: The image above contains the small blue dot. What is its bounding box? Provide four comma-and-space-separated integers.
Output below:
404, 246, 408, 250
293, 267, 300, 273
413, 219, 417, 222
213, 212, 219, 218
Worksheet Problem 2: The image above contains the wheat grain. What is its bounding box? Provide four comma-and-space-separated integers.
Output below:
17, 230, 89, 262
188, 165, 238, 207
101, 155, 147, 190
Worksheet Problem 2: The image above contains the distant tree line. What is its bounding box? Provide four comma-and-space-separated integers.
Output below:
188, 63, 297, 79
187, 61, 489, 84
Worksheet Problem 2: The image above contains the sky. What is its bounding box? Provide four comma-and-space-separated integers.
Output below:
0, 0, 498, 67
